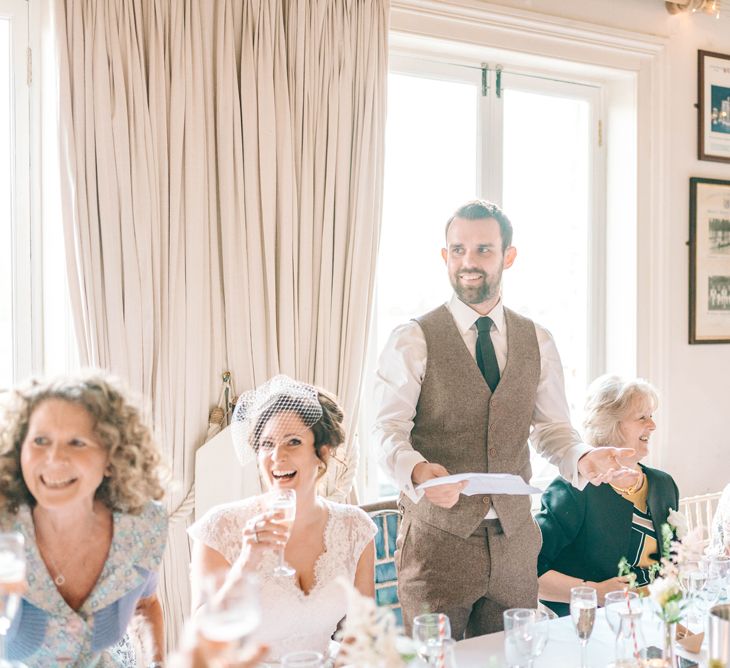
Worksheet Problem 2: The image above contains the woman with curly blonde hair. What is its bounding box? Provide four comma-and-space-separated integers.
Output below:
0, 371, 167, 666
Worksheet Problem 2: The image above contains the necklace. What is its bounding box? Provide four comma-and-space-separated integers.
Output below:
33, 509, 107, 588
610, 471, 645, 496
42, 551, 70, 587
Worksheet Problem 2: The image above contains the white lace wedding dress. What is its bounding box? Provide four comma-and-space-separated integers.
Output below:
188, 497, 377, 661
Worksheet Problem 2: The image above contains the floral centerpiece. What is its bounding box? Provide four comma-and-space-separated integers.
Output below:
618, 510, 704, 666
335, 578, 416, 668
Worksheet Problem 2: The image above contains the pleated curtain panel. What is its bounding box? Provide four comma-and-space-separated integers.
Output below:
54, 0, 388, 648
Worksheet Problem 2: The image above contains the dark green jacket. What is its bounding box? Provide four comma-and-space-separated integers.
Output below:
535, 464, 679, 616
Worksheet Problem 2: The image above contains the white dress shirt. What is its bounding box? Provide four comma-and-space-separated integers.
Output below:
372, 295, 593, 516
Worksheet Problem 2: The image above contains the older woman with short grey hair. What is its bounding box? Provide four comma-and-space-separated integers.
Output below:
535, 374, 679, 617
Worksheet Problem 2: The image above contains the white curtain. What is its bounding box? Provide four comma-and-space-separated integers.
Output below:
54, 0, 388, 650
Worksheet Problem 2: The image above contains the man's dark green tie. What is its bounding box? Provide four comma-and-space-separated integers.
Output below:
476, 316, 500, 392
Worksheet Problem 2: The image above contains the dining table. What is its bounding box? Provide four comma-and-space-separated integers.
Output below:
453, 607, 708, 668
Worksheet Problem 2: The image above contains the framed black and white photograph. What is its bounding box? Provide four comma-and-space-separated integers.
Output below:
689, 177, 730, 343
698, 50, 730, 162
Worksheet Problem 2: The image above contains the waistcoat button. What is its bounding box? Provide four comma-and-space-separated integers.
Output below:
489, 447, 497, 456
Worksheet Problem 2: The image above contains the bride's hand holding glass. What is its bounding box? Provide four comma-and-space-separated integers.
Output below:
237, 509, 292, 572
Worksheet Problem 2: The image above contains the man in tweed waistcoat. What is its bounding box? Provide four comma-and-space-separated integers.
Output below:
372, 200, 638, 638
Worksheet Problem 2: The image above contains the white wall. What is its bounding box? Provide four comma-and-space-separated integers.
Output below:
494, 0, 730, 496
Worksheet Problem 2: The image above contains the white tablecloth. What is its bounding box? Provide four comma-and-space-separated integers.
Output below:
454, 607, 707, 668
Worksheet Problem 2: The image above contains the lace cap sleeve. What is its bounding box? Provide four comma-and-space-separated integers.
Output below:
342, 505, 378, 562
188, 497, 264, 564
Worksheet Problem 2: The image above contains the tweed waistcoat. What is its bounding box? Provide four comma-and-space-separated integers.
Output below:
400, 304, 541, 539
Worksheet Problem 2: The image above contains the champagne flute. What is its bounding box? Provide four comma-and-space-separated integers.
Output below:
0, 532, 26, 668
412, 613, 451, 667
267, 489, 297, 577
570, 586, 597, 668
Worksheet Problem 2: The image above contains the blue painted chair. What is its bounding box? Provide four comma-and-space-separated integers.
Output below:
362, 499, 402, 627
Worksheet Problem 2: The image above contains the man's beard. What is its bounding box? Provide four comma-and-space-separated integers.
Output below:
450, 267, 502, 305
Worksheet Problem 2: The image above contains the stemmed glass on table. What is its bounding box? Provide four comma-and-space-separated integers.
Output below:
412, 613, 451, 667
267, 489, 297, 577
570, 586, 597, 668
0, 532, 26, 668
195, 569, 261, 659
679, 561, 712, 626
709, 555, 730, 600
503, 608, 549, 668
281, 650, 325, 667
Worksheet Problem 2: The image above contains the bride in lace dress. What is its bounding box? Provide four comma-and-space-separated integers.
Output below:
188, 377, 376, 662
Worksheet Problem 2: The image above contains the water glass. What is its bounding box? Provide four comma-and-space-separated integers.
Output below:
412, 613, 451, 667
570, 586, 597, 668
503, 608, 549, 668
604, 590, 640, 634
612, 607, 646, 668
530, 609, 550, 664
196, 570, 261, 645
0, 532, 26, 668
281, 651, 324, 667
267, 489, 297, 577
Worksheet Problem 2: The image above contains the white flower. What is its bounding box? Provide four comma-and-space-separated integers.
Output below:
649, 574, 681, 608
667, 510, 689, 539
672, 526, 705, 566
335, 578, 406, 668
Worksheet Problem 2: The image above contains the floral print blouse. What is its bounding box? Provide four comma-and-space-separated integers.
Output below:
2, 501, 168, 667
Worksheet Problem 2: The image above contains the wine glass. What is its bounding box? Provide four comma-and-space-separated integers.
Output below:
267, 489, 297, 577
694, 573, 722, 618
570, 586, 597, 668
412, 613, 451, 667
709, 555, 730, 600
683, 565, 709, 625
0, 532, 26, 668
604, 590, 640, 635
281, 651, 325, 667
195, 570, 261, 650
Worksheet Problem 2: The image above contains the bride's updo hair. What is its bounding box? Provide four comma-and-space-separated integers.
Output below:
232, 376, 347, 478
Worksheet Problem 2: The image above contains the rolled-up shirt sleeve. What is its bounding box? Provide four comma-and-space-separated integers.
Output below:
372, 321, 428, 503
531, 327, 594, 490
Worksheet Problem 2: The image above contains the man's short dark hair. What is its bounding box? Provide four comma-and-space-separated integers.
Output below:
444, 199, 513, 251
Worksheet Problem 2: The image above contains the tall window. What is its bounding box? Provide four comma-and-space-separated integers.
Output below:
360, 57, 603, 499
0, 0, 30, 388
0, 0, 75, 389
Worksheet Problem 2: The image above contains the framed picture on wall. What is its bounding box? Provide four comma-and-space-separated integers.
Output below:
698, 50, 730, 162
689, 177, 730, 343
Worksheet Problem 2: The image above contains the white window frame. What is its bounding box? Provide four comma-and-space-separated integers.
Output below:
357, 1, 669, 501
1, 0, 34, 386
387, 3, 669, 426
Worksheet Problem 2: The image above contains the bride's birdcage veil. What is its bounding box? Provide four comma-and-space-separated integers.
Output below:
230, 375, 324, 466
